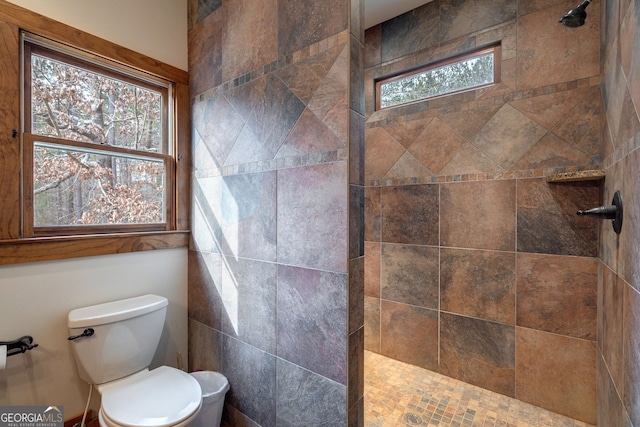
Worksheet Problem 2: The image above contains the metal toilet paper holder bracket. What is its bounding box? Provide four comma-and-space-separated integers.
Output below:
0, 335, 39, 357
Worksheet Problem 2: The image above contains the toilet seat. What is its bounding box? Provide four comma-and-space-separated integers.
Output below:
98, 366, 202, 427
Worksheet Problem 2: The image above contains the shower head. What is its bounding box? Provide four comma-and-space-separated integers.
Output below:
559, 0, 591, 28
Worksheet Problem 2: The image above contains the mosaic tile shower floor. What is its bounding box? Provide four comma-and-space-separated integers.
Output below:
364, 351, 594, 427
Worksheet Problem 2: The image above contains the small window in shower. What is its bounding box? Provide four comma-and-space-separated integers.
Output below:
376, 44, 501, 110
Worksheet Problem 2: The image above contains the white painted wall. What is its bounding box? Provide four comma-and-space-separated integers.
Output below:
0, 1, 189, 417
6, 0, 188, 70
0, 249, 188, 416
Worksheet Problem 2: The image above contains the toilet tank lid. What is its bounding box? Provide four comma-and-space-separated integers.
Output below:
68, 294, 168, 328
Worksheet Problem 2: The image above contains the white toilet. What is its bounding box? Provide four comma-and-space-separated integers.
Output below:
68, 294, 202, 427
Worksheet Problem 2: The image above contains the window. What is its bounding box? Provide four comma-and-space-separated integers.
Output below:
23, 36, 174, 236
376, 45, 501, 110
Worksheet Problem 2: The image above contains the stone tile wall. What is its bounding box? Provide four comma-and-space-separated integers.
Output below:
187, 0, 364, 425
364, 0, 602, 423
598, 0, 640, 426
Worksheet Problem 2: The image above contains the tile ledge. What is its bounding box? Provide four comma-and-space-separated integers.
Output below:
546, 170, 605, 183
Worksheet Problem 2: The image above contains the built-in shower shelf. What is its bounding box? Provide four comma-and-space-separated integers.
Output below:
546, 169, 605, 183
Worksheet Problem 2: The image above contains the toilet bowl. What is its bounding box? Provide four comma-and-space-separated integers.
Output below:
68, 295, 202, 427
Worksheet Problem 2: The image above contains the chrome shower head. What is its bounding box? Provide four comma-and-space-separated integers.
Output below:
559, 0, 591, 28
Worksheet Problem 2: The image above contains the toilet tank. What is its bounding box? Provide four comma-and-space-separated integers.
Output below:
68, 294, 169, 385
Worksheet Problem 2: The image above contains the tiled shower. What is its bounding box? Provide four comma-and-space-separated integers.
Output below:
185, 0, 640, 425
364, 0, 601, 424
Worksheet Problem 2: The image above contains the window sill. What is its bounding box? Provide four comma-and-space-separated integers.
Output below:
0, 230, 190, 265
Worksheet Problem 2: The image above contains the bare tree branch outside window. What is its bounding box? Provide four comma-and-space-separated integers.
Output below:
29, 48, 168, 228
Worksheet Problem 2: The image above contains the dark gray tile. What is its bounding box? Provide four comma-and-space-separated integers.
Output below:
350, 34, 365, 116
517, 178, 598, 257
188, 319, 222, 372
348, 327, 365, 410
440, 313, 515, 397
380, 184, 439, 245
222, 336, 276, 427
364, 187, 381, 242
439, 0, 517, 42
380, 1, 440, 63
277, 265, 348, 384
276, 358, 347, 427
380, 243, 439, 309
350, 185, 365, 259
277, 0, 349, 56
349, 256, 365, 334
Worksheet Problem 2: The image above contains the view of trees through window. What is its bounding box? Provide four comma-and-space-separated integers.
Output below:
378, 48, 497, 109
29, 47, 168, 228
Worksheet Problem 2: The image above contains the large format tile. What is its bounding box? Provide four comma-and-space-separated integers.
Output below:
408, 118, 466, 175
601, 265, 625, 389
516, 327, 596, 424
188, 319, 222, 372
277, 162, 349, 273
380, 300, 438, 371
440, 248, 515, 324
380, 0, 439, 63
276, 358, 347, 426
364, 187, 381, 242
364, 241, 380, 298
597, 352, 632, 427
188, 8, 223, 95
220, 171, 276, 262
193, 95, 243, 169
380, 243, 439, 309
276, 44, 344, 105
277, 0, 349, 56
517, 178, 598, 257
364, 127, 405, 180
621, 147, 640, 291
624, 283, 640, 426
364, 296, 381, 352
221, 0, 277, 82
516, 253, 597, 340
516, 0, 600, 90
440, 313, 516, 397
438, 0, 517, 43
188, 250, 223, 330
471, 104, 547, 170
222, 336, 277, 427
441, 180, 516, 251
380, 184, 439, 245
220, 256, 277, 353
277, 265, 348, 384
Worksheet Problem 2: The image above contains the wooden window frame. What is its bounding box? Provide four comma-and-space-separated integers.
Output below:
375, 44, 502, 110
0, 0, 190, 265
23, 40, 174, 237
